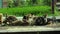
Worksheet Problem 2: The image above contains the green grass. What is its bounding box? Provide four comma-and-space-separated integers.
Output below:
0, 6, 51, 16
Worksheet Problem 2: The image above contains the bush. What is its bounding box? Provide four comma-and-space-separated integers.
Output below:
0, 6, 51, 16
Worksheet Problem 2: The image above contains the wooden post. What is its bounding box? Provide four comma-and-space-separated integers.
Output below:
52, 0, 55, 14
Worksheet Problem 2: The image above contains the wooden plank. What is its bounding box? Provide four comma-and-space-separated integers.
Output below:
0, 26, 60, 32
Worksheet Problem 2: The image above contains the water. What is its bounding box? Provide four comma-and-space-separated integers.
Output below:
3, 17, 23, 20
2, 16, 60, 20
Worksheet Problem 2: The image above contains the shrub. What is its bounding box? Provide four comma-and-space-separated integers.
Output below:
0, 6, 51, 16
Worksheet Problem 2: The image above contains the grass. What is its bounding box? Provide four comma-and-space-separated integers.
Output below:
0, 6, 52, 16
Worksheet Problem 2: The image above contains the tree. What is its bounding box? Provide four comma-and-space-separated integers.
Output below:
43, 0, 51, 6
13, 0, 19, 7
7, 0, 14, 8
